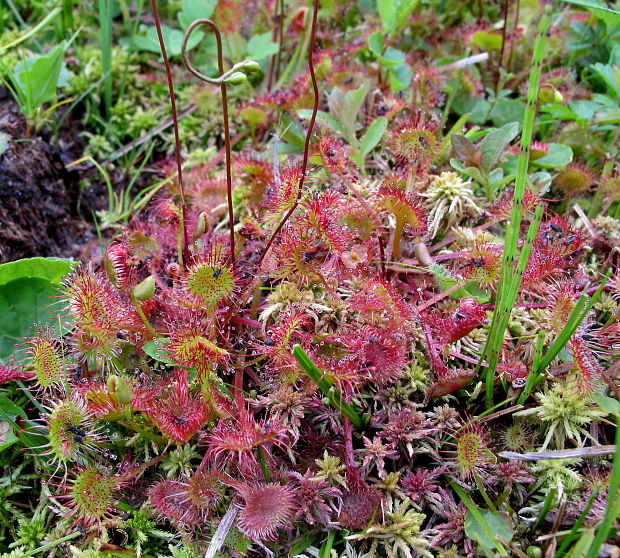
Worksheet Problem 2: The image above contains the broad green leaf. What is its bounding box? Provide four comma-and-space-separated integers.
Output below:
532, 143, 573, 168
377, 0, 396, 33
0, 422, 18, 453
360, 116, 387, 155
452, 93, 491, 124
326, 84, 369, 136
368, 30, 405, 65
246, 32, 279, 61
13, 42, 67, 112
465, 509, 514, 550
568, 99, 601, 120
393, 0, 419, 35
0, 257, 75, 287
489, 99, 525, 127
592, 394, 620, 416
560, 0, 620, 28
0, 394, 28, 420
470, 30, 503, 51
368, 31, 384, 55
297, 109, 346, 135
0, 278, 63, 362
429, 264, 472, 299
461, 166, 485, 185
178, 0, 217, 29
134, 25, 203, 57
279, 116, 306, 150
377, 47, 406, 67
479, 122, 519, 173
589, 63, 620, 99
451, 134, 482, 168
388, 63, 412, 93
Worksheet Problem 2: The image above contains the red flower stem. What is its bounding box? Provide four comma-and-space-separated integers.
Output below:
149, 0, 190, 267
257, 0, 320, 270
181, 19, 236, 266
496, 0, 510, 92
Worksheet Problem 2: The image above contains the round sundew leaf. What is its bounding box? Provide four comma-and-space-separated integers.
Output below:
186, 263, 236, 308
70, 468, 117, 525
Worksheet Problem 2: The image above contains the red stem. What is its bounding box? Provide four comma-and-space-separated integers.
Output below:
257, 0, 320, 270
181, 19, 236, 266
149, 0, 190, 266
496, 0, 510, 92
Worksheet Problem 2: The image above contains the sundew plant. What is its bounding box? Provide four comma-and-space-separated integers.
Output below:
0, 0, 620, 557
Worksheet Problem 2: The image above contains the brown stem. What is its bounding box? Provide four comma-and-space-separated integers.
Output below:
507, 0, 520, 74
496, 0, 510, 92
256, 0, 320, 270
266, 0, 284, 91
149, 0, 190, 267
181, 19, 236, 266
276, 0, 285, 81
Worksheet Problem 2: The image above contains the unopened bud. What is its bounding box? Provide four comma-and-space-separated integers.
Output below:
193, 212, 209, 240
538, 84, 563, 104
239, 59, 261, 74
107, 375, 134, 405
133, 275, 155, 300
225, 71, 247, 85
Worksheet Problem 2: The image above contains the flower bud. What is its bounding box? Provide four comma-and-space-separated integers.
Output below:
133, 275, 156, 301
538, 84, 563, 104
239, 59, 261, 74
192, 212, 209, 241
107, 374, 134, 405
225, 71, 247, 85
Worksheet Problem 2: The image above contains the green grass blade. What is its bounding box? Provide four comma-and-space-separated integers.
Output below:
292, 344, 364, 429
555, 489, 599, 558
532, 487, 557, 531
450, 481, 507, 555
584, 410, 620, 558
479, 5, 551, 407
540, 271, 610, 371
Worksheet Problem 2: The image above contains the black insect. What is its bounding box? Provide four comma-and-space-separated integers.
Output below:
67, 424, 86, 444
264, 337, 275, 346
72, 365, 83, 383
303, 251, 318, 263
213, 268, 223, 278
172, 416, 188, 426
549, 222, 563, 233
460, 257, 486, 269
75, 525, 88, 536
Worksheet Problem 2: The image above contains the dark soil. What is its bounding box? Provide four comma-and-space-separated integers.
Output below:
0, 90, 103, 264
